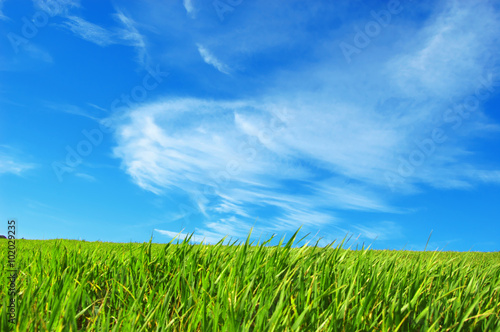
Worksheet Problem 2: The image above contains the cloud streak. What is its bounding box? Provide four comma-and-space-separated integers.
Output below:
62, 16, 115, 46
54, 7, 150, 67
183, 0, 195, 17
0, 146, 36, 175
196, 44, 230, 74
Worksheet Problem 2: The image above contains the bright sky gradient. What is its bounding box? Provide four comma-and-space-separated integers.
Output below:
1, 0, 499, 251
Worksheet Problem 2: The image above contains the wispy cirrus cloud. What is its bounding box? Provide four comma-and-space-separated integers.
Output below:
352, 221, 403, 241
196, 43, 230, 74
109, 98, 400, 242
154, 228, 228, 244
183, 0, 195, 17
32, 0, 80, 16
43, 102, 105, 121
54, 7, 150, 67
109, 0, 500, 244
113, 9, 150, 67
74, 172, 96, 182
390, 1, 500, 99
0, 145, 36, 175
0, 159, 35, 175
62, 16, 115, 46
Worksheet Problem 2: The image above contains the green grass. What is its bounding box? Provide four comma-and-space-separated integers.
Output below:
1, 229, 499, 331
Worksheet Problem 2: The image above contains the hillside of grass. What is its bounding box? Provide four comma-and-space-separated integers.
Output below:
1, 231, 499, 331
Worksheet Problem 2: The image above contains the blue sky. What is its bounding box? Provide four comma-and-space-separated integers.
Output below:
1, 0, 499, 251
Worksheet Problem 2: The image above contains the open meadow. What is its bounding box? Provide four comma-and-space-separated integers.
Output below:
1, 231, 499, 331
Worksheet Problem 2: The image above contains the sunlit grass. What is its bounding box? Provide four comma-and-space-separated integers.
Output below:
1, 229, 499, 331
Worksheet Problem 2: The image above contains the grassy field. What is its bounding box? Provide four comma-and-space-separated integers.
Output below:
1, 230, 499, 331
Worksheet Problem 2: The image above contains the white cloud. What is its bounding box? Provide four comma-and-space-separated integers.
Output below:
154, 228, 232, 244
390, 1, 500, 99
183, 0, 195, 17
114, 9, 150, 67
464, 169, 500, 185
43, 102, 109, 122
110, 1, 500, 242
352, 221, 403, 241
0, 159, 34, 175
196, 43, 230, 74
55, 8, 149, 67
110, 98, 399, 240
62, 16, 115, 46
44, 102, 102, 120
74, 173, 96, 182
32, 0, 80, 16
0, 146, 36, 175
